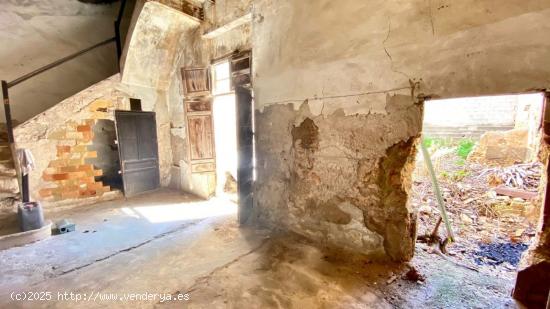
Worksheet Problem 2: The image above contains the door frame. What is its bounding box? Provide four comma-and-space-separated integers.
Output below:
114, 110, 160, 197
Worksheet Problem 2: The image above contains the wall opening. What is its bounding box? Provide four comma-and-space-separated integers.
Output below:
411, 93, 545, 288
212, 60, 238, 201
88, 119, 122, 191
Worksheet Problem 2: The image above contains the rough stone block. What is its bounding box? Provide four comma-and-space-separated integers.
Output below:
61, 190, 79, 199
48, 131, 66, 140
73, 145, 88, 153
84, 151, 97, 158
88, 100, 113, 112
64, 132, 82, 140
48, 159, 69, 168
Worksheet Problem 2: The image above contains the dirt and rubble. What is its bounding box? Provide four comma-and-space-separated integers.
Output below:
411, 142, 542, 279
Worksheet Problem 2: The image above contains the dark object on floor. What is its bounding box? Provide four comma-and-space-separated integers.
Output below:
17, 202, 44, 232
473, 242, 528, 266
404, 266, 425, 282
52, 219, 76, 234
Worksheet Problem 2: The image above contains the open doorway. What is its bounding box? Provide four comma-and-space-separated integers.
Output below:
212, 60, 239, 201
88, 119, 123, 191
412, 93, 545, 282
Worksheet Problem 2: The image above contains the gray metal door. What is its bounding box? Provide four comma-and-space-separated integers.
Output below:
236, 86, 254, 224
115, 110, 160, 197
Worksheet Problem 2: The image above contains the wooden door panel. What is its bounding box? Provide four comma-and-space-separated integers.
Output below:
188, 115, 214, 160
115, 111, 160, 197
236, 86, 254, 224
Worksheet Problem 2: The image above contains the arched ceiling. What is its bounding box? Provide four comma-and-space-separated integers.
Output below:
121, 1, 200, 89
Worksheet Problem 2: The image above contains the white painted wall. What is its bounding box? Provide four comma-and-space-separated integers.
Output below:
424, 95, 519, 127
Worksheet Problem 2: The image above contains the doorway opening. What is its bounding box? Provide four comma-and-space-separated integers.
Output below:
411, 93, 545, 283
89, 119, 123, 191
212, 60, 238, 201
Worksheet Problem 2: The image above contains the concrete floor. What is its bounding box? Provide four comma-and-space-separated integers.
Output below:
0, 189, 521, 308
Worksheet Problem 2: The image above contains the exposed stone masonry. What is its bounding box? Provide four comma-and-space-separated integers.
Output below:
39, 116, 110, 201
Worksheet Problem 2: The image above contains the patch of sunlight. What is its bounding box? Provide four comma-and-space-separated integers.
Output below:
128, 198, 238, 223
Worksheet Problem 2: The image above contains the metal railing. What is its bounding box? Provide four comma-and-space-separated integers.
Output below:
0, 0, 129, 202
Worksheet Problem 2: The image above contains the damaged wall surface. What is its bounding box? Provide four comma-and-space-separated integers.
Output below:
166, 0, 252, 195
13, 74, 174, 209
251, 0, 550, 261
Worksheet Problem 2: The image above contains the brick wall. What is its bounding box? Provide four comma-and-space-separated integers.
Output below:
38, 100, 114, 201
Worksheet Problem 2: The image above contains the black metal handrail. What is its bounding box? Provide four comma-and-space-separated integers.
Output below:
0, 0, 129, 202
7, 37, 116, 88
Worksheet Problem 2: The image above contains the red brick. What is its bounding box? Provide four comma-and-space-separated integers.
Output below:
56, 145, 71, 155
59, 166, 78, 173
79, 176, 96, 184
60, 189, 79, 199
78, 165, 94, 172
77, 125, 91, 132
81, 132, 93, 142
42, 173, 54, 181
67, 171, 86, 179
52, 173, 69, 181
79, 189, 97, 197
88, 182, 104, 190
38, 188, 53, 198
84, 151, 97, 158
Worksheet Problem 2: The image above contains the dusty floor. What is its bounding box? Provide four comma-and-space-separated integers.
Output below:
0, 189, 522, 308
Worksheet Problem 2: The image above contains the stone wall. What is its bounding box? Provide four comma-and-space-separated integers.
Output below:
14, 74, 173, 209
39, 115, 110, 201
250, 0, 550, 261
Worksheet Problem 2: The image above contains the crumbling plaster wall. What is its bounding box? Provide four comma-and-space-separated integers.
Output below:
203, 0, 252, 60
251, 0, 550, 261
167, 0, 252, 192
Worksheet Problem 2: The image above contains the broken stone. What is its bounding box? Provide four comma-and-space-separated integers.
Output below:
403, 266, 425, 282
460, 214, 473, 225
418, 205, 433, 215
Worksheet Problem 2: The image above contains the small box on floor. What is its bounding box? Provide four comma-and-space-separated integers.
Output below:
53, 219, 76, 234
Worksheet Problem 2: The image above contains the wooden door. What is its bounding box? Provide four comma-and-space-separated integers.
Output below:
115, 110, 160, 197
236, 86, 254, 224
181, 68, 216, 198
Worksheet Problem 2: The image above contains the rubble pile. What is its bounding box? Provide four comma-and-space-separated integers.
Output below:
412, 149, 542, 273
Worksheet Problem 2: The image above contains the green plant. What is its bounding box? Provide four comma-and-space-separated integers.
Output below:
440, 171, 450, 179
452, 169, 470, 181
456, 139, 475, 159
455, 158, 466, 166
423, 137, 452, 150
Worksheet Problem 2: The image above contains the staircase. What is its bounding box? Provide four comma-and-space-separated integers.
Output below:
0, 124, 19, 230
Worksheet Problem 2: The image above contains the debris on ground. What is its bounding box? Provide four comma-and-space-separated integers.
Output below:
412, 142, 542, 275
404, 266, 425, 282
472, 242, 528, 266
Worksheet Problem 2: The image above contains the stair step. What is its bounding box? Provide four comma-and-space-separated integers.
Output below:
0, 192, 18, 200
0, 176, 19, 194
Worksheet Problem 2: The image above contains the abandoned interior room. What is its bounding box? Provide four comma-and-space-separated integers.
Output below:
0, 0, 549, 308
